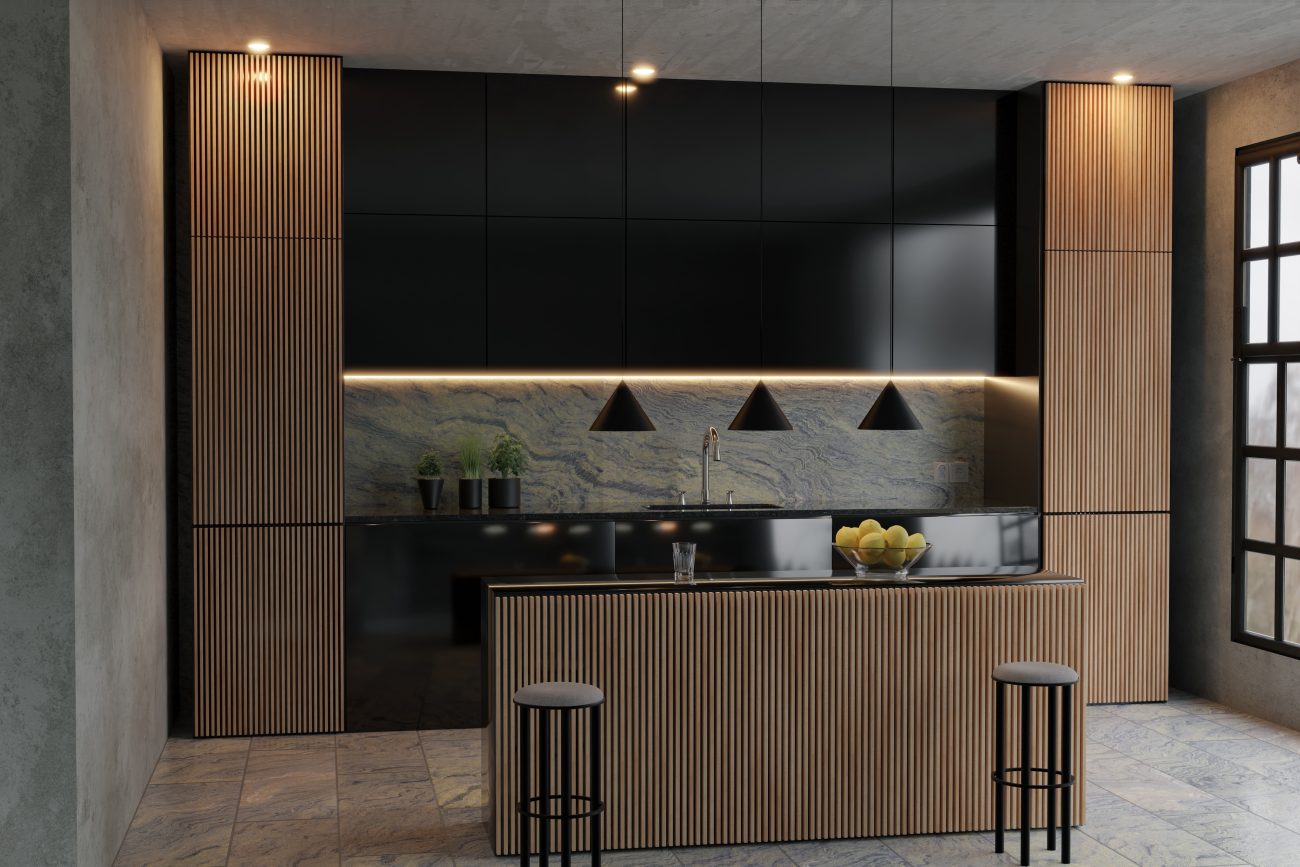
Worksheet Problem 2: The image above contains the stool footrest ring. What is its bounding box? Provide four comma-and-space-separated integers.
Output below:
517, 793, 606, 821
993, 767, 1076, 790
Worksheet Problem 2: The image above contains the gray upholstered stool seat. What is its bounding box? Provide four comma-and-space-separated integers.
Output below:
514, 681, 605, 709
992, 661, 1079, 686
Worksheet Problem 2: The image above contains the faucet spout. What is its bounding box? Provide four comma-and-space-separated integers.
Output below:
702, 427, 721, 504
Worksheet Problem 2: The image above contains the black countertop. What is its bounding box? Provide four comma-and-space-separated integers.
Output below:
484, 569, 1079, 592
346, 503, 1040, 524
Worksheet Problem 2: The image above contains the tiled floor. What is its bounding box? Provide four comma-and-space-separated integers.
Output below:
115, 689, 1300, 866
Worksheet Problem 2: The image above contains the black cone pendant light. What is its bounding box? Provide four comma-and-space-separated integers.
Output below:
859, 0, 921, 432
591, 0, 655, 432
729, 0, 793, 432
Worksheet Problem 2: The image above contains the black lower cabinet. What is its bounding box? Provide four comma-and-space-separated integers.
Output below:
615, 517, 830, 573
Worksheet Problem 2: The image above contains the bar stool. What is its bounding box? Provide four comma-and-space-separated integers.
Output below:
514, 681, 605, 867
992, 661, 1078, 866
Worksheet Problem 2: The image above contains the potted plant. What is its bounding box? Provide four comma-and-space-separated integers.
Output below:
414, 450, 444, 510
486, 432, 528, 509
458, 437, 483, 510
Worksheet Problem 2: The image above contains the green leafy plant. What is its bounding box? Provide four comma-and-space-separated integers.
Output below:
415, 450, 442, 479
487, 432, 528, 478
458, 437, 482, 480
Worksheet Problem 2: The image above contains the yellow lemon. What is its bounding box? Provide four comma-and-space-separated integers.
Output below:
884, 524, 909, 549
835, 525, 861, 548
858, 518, 883, 537
906, 532, 927, 555
883, 548, 907, 568
858, 532, 886, 564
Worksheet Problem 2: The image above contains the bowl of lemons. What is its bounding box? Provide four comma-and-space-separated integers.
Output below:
833, 519, 931, 580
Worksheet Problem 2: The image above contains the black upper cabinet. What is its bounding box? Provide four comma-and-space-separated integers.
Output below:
894, 88, 1003, 225
762, 84, 892, 223
762, 223, 891, 371
343, 69, 485, 215
487, 218, 624, 369
893, 225, 997, 373
626, 79, 761, 220
345, 214, 486, 369
486, 75, 624, 218
626, 220, 761, 369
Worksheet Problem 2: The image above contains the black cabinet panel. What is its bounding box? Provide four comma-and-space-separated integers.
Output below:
487, 218, 624, 369
626, 220, 761, 369
894, 88, 1004, 225
615, 516, 830, 573
343, 69, 485, 215
345, 215, 486, 369
761, 222, 891, 371
893, 225, 997, 373
762, 83, 892, 223
486, 74, 624, 218
626, 79, 761, 220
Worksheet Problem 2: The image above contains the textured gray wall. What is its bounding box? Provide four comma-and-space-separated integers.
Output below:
69, 0, 168, 863
1171, 56, 1300, 727
0, 0, 77, 863
346, 379, 984, 512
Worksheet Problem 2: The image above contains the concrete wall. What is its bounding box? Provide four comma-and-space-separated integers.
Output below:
1171, 56, 1300, 726
0, 0, 78, 862
69, 0, 168, 862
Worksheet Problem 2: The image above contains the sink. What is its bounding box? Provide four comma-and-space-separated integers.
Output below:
644, 503, 781, 511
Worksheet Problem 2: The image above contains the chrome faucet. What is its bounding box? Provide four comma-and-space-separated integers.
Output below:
701, 426, 721, 504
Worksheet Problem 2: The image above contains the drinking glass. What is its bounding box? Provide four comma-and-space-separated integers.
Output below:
672, 542, 696, 584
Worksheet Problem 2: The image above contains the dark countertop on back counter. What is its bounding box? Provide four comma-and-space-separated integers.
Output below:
345, 503, 1040, 523
483, 569, 1079, 591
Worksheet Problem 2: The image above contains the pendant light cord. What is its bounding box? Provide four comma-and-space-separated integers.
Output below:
620, 0, 629, 372
888, 0, 895, 376
758, 0, 765, 373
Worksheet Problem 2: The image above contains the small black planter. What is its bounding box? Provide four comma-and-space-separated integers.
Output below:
489, 477, 521, 509
459, 478, 482, 510
416, 478, 443, 510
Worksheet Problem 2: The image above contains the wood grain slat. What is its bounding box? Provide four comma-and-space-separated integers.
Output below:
488, 582, 1086, 854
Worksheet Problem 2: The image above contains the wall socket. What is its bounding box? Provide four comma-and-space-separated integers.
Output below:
933, 462, 949, 483
933, 461, 970, 484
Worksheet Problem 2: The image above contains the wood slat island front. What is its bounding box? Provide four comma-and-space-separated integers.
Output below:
484, 572, 1085, 855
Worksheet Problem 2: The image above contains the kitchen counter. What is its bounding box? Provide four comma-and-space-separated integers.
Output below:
346, 503, 1039, 523
485, 568, 1077, 591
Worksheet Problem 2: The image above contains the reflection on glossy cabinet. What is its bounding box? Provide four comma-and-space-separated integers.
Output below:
893, 224, 997, 373
894, 88, 1004, 226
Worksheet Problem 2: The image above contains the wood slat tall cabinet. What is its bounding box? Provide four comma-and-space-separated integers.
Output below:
1040, 82, 1172, 703
189, 52, 344, 736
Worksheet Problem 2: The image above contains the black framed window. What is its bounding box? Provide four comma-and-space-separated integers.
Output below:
1233, 132, 1300, 656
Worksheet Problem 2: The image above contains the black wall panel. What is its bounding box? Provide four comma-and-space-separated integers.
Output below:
345, 214, 486, 369
761, 222, 892, 371
626, 79, 761, 220
486, 74, 624, 218
487, 218, 624, 369
762, 83, 892, 223
893, 224, 997, 373
343, 69, 485, 216
626, 220, 761, 369
894, 88, 1002, 226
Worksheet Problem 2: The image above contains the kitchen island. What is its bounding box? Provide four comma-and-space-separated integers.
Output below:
484, 570, 1085, 855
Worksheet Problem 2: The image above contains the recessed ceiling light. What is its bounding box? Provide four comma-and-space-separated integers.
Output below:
1112, 72, 1135, 84
614, 82, 637, 96
247, 40, 271, 54
629, 65, 656, 83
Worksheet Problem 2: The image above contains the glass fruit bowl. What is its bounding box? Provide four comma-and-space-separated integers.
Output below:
833, 543, 933, 580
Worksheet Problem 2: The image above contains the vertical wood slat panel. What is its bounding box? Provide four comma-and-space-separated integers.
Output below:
489, 582, 1086, 855
1043, 251, 1171, 513
193, 526, 344, 736
1044, 514, 1170, 704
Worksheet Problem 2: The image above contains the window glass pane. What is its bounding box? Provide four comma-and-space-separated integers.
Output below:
1247, 457, 1276, 543
1246, 162, 1271, 249
1285, 560, 1300, 644
1247, 363, 1278, 445
1289, 462, 1300, 549
1282, 155, 1299, 245
1246, 552, 1276, 637
1282, 255, 1300, 342
1246, 259, 1270, 343
1289, 363, 1300, 448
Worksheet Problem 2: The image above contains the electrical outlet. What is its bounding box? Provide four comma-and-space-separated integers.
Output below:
950, 461, 970, 483
933, 462, 949, 483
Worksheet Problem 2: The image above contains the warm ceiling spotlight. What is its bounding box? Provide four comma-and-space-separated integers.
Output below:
247, 39, 271, 54
1112, 71, 1135, 84
629, 65, 656, 83
614, 82, 638, 96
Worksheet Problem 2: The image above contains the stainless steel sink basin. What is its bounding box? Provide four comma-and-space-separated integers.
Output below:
644, 503, 781, 511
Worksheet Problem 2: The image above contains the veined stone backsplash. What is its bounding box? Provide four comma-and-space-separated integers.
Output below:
345, 379, 985, 513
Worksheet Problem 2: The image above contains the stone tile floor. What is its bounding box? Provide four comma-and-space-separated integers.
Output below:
114, 689, 1300, 865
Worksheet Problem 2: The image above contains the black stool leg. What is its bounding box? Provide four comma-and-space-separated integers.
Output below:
995, 681, 1005, 854
540, 709, 550, 867
1047, 685, 1057, 851
519, 706, 530, 867
561, 710, 572, 866
591, 705, 602, 867
1063, 684, 1073, 864
1021, 685, 1031, 867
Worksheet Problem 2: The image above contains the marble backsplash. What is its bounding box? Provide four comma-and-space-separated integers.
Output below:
345, 378, 985, 513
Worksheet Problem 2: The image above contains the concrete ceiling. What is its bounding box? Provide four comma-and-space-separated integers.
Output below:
140, 0, 1300, 96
